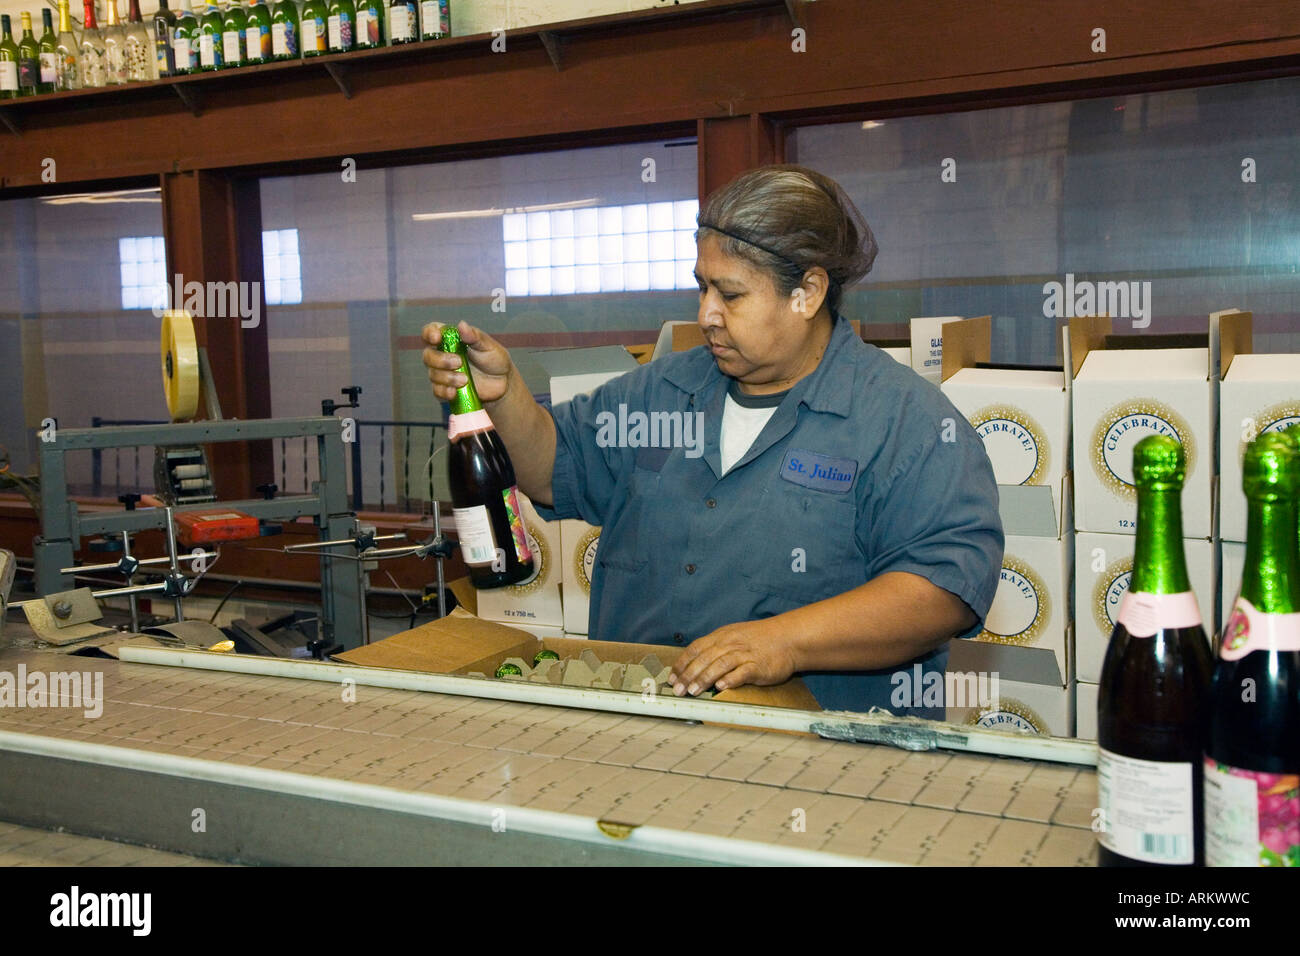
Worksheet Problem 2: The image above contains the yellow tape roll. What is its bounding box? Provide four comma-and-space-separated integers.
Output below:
161, 310, 200, 421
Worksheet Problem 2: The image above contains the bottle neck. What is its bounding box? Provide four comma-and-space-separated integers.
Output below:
42, 10, 54, 32
59, 2, 72, 33
129, 0, 142, 22
1130, 485, 1191, 594
20, 13, 33, 35
1241, 495, 1300, 614
1, 18, 10, 42
105, 2, 119, 27
447, 348, 485, 416
83, 2, 97, 29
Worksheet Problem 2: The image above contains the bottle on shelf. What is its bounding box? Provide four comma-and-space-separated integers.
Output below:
55, 0, 80, 90
244, 0, 271, 64
355, 0, 383, 49
154, 0, 177, 78
419, 0, 448, 41
326, 0, 354, 53
173, 0, 200, 74
125, 0, 154, 81
17, 11, 40, 95
103, 0, 128, 85
0, 16, 20, 100
387, 0, 416, 44
440, 325, 536, 589
1204, 432, 1300, 867
269, 0, 299, 60
79, 0, 108, 87
221, 0, 246, 68
1097, 434, 1213, 867
300, 0, 326, 56
198, 1, 225, 71
38, 8, 58, 93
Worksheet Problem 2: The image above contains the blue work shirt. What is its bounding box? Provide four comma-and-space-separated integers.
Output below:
534, 315, 1004, 716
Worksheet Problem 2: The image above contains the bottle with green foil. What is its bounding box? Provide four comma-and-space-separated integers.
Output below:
37, 9, 58, 93
440, 325, 535, 590
0, 16, 19, 99
244, 0, 271, 62
1204, 432, 1300, 868
197, 1, 225, 70
270, 0, 299, 59
1097, 435, 1213, 867
300, 0, 327, 56
220, 0, 246, 68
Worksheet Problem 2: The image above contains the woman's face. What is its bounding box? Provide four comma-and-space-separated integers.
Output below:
693, 233, 826, 394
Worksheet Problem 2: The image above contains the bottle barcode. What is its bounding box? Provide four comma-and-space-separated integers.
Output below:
1141, 833, 1187, 860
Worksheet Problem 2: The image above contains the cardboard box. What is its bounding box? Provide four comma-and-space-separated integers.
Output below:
941, 316, 1071, 525
335, 607, 821, 710
1074, 530, 1216, 683
474, 493, 563, 629
560, 518, 600, 635
909, 315, 968, 385
1219, 312, 1300, 542
1069, 316, 1216, 538
946, 638, 1073, 737
1220, 539, 1245, 638
1075, 681, 1098, 741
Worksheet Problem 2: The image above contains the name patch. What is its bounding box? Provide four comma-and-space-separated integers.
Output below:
779, 449, 858, 493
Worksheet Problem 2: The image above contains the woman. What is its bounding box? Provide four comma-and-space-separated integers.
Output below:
423, 164, 1003, 717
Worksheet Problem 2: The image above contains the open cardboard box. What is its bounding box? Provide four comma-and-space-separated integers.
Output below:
335, 606, 821, 711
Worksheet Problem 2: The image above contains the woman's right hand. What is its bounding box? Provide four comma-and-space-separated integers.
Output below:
421, 321, 514, 405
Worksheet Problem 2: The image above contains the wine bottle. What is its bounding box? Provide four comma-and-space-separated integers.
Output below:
172, 0, 200, 73
103, 0, 128, 85
244, 0, 271, 63
16, 11, 40, 94
440, 325, 535, 589
125, 0, 153, 81
326, 0, 353, 52
55, 0, 80, 90
1204, 433, 1300, 867
37, 8, 58, 93
1097, 434, 1213, 867
153, 0, 176, 78
269, 0, 299, 59
197, 1, 225, 70
418, 0, 447, 40
79, 0, 107, 87
387, 0, 416, 44
300, 0, 326, 56
0, 17, 19, 100
354, 0, 382, 49
220, 0, 245, 67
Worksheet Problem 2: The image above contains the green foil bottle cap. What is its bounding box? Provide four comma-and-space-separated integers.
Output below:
495, 662, 522, 678
440, 325, 461, 354
1243, 432, 1300, 500
1132, 434, 1186, 491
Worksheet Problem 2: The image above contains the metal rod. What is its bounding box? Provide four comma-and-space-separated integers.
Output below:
60, 552, 217, 575
121, 529, 140, 633
434, 504, 446, 619
282, 534, 406, 552
163, 506, 185, 623
9, 580, 169, 610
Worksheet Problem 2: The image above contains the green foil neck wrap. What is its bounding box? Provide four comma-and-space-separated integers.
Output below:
1130, 435, 1191, 595
1240, 434, 1300, 615
440, 326, 483, 416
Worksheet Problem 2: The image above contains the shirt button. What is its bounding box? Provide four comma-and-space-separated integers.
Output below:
705, 498, 716, 508
685, 563, 696, 574
673, 633, 685, 644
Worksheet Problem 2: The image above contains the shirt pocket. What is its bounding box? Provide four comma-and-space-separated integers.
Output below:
742, 481, 863, 607
595, 466, 659, 573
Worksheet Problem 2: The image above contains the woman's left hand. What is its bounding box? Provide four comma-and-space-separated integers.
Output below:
667, 620, 798, 696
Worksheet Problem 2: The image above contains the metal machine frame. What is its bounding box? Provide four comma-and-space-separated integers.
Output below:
32, 417, 368, 651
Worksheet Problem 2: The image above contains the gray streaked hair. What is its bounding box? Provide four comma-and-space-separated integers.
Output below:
696, 164, 878, 314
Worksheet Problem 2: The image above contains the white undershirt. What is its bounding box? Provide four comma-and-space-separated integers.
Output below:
720, 394, 779, 475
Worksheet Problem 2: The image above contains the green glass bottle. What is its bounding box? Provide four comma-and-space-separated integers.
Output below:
440, 325, 535, 589
326, 0, 354, 52
55, 0, 80, 90
270, 0, 299, 59
418, 0, 448, 40
198, 1, 225, 70
172, 0, 200, 73
1097, 435, 1213, 867
37, 9, 58, 93
354, 0, 383, 48
300, 0, 326, 56
0, 16, 20, 100
220, 0, 246, 68
1205, 433, 1300, 867
244, 0, 271, 63
387, 0, 416, 44
17, 11, 40, 95
153, 0, 177, 78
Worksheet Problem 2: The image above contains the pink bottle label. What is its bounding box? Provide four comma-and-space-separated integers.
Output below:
502, 485, 532, 564
1204, 759, 1300, 867
1219, 596, 1300, 661
447, 409, 494, 442
1115, 590, 1201, 637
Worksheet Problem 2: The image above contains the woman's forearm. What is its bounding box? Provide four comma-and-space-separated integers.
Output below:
484, 364, 559, 507
777, 572, 977, 673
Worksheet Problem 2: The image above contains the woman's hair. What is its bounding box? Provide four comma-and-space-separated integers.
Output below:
696, 164, 877, 314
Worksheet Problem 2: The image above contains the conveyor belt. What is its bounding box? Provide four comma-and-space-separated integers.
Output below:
0, 648, 1098, 866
